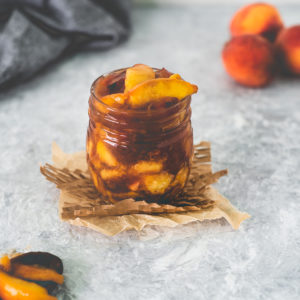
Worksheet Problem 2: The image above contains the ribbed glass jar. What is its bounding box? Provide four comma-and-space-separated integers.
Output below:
87, 68, 194, 203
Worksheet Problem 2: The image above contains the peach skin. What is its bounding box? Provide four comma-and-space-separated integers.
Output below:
276, 25, 300, 75
124, 64, 155, 92
230, 3, 284, 41
127, 78, 198, 108
222, 34, 276, 87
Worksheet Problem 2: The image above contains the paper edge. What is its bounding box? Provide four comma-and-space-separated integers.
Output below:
53, 144, 251, 236
59, 189, 250, 236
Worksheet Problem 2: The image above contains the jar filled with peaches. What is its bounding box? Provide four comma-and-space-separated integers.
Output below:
87, 64, 198, 203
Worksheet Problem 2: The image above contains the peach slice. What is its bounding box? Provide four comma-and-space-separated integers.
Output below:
96, 141, 118, 167
86, 138, 94, 156
143, 172, 174, 194
99, 93, 127, 108
90, 156, 101, 170
128, 78, 198, 108
12, 264, 64, 285
100, 168, 125, 180
131, 160, 163, 174
0, 255, 11, 272
124, 64, 155, 92
89, 168, 100, 190
172, 166, 189, 188
0, 270, 56, 300
128, 181, 140, 191
92, 98, 107, 115
169, 73, 182, 80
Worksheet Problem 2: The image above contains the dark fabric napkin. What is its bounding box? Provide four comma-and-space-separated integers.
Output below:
0, 0, 131, 88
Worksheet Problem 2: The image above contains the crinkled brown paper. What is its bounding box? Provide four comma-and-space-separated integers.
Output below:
40, 142, 250, 236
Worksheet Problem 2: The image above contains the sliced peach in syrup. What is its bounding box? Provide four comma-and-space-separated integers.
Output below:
143, 172, 174, 194
127, 78, 198, 108
130, 160, 163, 174
92, 94, 126, 115
124, 64, 155, 92
99, 93, 127, 108
90, 156, 101, 170
89, 167, 100, 189
96, 141, 118, 167
100, 168, 126, 180
172, 166, 189, 188
86, 138, 94, 156
128, 180, 140, 191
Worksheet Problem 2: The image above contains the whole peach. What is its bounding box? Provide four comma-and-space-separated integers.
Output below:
222, 35, 276, 87
276, 25, 300, 75
230, 3, 284, 41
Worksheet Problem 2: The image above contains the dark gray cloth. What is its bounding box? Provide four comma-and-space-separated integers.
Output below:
0, 0, 131, 88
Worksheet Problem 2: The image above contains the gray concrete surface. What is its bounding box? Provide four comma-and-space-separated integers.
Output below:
0, 4, 299, 300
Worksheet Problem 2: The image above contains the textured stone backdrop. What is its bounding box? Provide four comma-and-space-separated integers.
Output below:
0, 3, 299, 300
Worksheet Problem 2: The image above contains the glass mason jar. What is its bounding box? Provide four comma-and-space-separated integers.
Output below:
87, 68, 194, 203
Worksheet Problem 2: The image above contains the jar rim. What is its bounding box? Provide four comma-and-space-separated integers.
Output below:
90, 67, 192, 115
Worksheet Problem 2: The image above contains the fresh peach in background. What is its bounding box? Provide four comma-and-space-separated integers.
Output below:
222, 34, 276, 87
230, 2, 284, 41
276, 25, 300, 75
